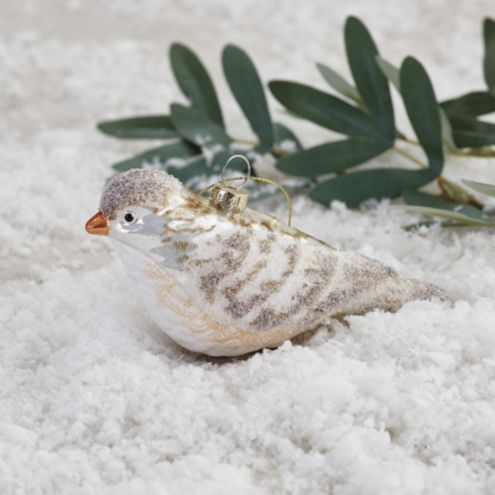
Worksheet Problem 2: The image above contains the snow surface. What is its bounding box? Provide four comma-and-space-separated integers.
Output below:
2, 0, 495, 493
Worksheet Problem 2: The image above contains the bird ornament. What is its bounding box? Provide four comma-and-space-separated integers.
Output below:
86, 161, 447, 356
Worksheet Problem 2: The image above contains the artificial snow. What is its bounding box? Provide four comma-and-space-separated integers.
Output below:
1, 1, 495, 494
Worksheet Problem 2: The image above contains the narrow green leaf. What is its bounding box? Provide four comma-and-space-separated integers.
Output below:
167, 156, 210, 184
170, 104, 232, 149
376, 56, 400, 92
401, 205, 495, 226
483, 18, 495, 94
309, 168, 432, 207
269, 81, 382, 141
449, 116, 495, 147
400, 57, 443, 176
402, 189, 489, 221
441, 91, 495, 117
222, 44, 274, 149
403, 190, 453, 209
98, 115, 177, 139
345, 17, 395, 143
273, 122, 302, 152
277, 138, 388, 176
376, 57, 455, 150
316, 63, 362, 104
462, 179, 495, 198
112, 141, 199, 172
170, 43, 224, 127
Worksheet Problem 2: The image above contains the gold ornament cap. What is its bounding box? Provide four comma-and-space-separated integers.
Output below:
210, 184, 249, 212
208, 155, 251, 214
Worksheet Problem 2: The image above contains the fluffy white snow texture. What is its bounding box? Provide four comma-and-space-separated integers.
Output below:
2, 0, 495, 494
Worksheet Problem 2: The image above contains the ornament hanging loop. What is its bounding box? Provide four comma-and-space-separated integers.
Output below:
220, 155, 251, 189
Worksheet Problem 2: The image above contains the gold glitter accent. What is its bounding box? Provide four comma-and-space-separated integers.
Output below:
260, 218, 278, 230
183, 193, 216, 215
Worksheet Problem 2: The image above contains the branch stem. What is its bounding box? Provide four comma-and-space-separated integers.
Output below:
397, 135, 420, 146
453, 148, 495, 158
393, 146, 427, 169
233, 137, 258, 146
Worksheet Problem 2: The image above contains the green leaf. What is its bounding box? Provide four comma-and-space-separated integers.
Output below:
441, 91, 495, 117
167, 153, 230, 186
169, 43, 224, 127
170, 104, 232, 149
167, 156, 210, 184
483, 18, 495, 94
449, 116, 495, 147
402, 189, 489, 221
97, 115, 177, 139
400, 57, 443, 176
112, 141, 199, 172
401, 205, 495, 227
309, 168, 432, 207
376, 56, 400, 91
273, 122, 302, 152
462, 179, 495, 198
345, 17, 395, 143
377, 56, 454, 151
316, 63, 362, 104
269, 81, 382, 141
277, 138, 388, 176
403, 190, 451, 208
222, 44, 274, 150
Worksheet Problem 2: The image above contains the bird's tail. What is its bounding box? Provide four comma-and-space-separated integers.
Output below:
332, 273, 450, 319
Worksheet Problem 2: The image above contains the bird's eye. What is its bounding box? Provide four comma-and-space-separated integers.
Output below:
124, 212, 136, 223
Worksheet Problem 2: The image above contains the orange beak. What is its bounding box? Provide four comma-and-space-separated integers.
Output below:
85, 211, 109, 236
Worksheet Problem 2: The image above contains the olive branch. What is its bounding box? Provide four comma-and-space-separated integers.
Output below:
98, 16, 495, 228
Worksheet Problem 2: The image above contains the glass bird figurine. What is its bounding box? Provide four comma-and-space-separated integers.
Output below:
86, 167, 447, 356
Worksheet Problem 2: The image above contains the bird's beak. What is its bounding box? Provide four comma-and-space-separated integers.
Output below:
85, 211, 109, 236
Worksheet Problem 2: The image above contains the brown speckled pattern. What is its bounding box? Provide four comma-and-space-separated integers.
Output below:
100, 168, 182, 218
177, 210, 449, 337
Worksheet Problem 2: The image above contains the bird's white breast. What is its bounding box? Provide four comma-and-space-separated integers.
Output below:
111, 240, 224, 354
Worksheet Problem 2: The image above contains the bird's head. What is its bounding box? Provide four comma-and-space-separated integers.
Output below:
85, 168, 184, 250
